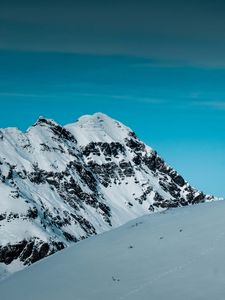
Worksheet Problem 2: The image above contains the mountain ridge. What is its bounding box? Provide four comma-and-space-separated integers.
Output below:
0, 112, 217, 279
1, 200, 225, 300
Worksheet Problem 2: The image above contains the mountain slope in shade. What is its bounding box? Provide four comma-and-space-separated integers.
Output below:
0, 113, 215, 278
1, 201, 225, 300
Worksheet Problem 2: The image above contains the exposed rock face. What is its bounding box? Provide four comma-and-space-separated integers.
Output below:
0, 113, 215, 275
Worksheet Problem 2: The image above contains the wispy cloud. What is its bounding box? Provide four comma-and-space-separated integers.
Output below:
0, 91, 167, 105
1, 1, 225, 67
0, 92, 55, 98
193, 101, 225, 110
131, 60, 188, 69
70, 92, 167, 104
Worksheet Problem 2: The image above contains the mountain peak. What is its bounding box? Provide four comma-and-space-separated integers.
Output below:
32, 116, 59, 128
65, 112, 133, 146
0, 112, 217, 279
81, 112, 112, 121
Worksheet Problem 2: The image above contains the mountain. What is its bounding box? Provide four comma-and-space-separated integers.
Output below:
1, 200, 225, 300
0, 112, 215, 278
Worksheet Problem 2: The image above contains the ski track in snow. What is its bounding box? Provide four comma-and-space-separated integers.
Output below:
0, 112, 219, 278
120, 230, 225, 300
2, 201, 225, 300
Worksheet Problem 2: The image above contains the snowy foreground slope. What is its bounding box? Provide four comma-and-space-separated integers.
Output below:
0, 113, 216, 277
1, 200, 225, 300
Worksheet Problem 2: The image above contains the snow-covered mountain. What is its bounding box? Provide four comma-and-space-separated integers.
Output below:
0, 112, 215, 277
1, 200, 225, 300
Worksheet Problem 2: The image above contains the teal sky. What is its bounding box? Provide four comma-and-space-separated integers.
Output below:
0, 0, 225, 197
0, 51, 225, 197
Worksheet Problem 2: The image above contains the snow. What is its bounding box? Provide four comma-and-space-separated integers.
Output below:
0, 259, 24, 281
1, 200, 225, 300
0, 112, 218, 279
65, 112, 139, 146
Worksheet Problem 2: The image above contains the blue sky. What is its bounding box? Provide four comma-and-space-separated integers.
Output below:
0, 50, 225, 197
0, 0, 225, 196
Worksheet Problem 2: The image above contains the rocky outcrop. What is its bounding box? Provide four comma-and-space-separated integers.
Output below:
0, 113, 216, 275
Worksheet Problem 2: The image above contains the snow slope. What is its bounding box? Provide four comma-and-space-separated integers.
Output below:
0, 113, 216, 277
0, 200, 225, 300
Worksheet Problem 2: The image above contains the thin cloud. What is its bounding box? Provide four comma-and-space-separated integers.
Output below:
0, 91, 167, 105
0, 92, 56, 98
1, 0, 225, 67
70, 92, 166, 104
193, 101, 225, 110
